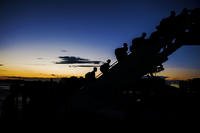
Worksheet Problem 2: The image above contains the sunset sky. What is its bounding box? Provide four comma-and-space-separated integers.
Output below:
0, 0, 199, 80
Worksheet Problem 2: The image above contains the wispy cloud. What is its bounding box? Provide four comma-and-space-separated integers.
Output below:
27, 63, 47, 66
37, 58, 44, 60
61, 50, 68, 53
51, 74, 56, 76
5, 76, 23, 79
69, 65, 100, 67
55, 56, 101, 64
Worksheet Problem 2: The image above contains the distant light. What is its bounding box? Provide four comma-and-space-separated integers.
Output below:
136, 98, 141, 102
170, 83, 180, 88
129, 90, 133, 94
122, 90, 127, 95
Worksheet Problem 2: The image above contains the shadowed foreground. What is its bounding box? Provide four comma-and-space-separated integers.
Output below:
0, 8, 200, 122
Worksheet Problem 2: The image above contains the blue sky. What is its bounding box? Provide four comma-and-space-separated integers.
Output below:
0, 0, 199, 79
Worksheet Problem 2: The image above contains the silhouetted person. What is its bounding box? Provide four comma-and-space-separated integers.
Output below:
156, 11, 176, 45
149, 30, 165, 53
157, 10, 176, 32
115, 43, 128, 63
190, 8, 200, 35
85, 67, 97, 82
130, 32, 147, 55
175, 8, 190, 40
100, 59, 111, 75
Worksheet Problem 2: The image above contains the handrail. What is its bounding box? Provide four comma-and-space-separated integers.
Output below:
96, 52, 131, 79
96, 60, 118, 78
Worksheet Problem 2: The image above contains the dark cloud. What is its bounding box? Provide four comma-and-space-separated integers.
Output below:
28, 63, 47, 66
69, 65, 100, 68
158, 76, 169, 79
61, 50, 68, 53
0, 64, 3, 66
6, 76, 22, 79
37, 58, 43, 60
55, 56, 101, 64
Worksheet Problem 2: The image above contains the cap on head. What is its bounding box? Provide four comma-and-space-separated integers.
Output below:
123, 43, 128, 47
142, 32, 147, 37
182, 8, 188, 14
170, 10, 176, 16
107, 59, 111, 63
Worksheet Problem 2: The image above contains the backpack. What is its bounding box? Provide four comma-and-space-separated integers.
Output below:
115, 48, 121, 55
85, 72, 91, 79
100, 63, 109, 74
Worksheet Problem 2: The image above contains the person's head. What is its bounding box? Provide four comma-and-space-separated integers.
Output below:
106, 59, 111, 63
93, 67, 97, 72
123, 43, 128, 48
142, 32, 147, 38
170, 10, 176, 17
181, 8, 188, 15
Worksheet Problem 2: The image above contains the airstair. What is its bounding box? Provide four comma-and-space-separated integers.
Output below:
70, 8, 200, 118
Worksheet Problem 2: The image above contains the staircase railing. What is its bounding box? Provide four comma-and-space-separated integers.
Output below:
96, 60, 118, 78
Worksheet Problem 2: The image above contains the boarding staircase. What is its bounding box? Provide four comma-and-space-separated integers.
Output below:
70, 8, 200, 116
96, 8, 200, 83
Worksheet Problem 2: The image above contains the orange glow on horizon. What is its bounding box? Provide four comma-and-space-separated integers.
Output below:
0, 65, 101, 79
0, 65, 199, 80
157, 67, 200, 80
